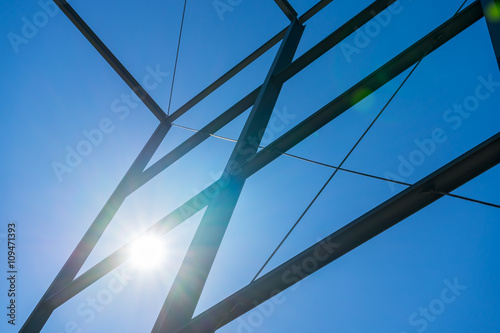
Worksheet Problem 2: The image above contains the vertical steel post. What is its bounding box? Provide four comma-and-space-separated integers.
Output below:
151, 20, 304, 333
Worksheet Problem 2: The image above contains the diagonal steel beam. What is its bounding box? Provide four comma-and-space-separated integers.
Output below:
176, 129, 500, 333
152, 20, 305, 333
166, 0, 335, 123
53, 0, 334, 123
274, 0, 298, 21
23, 2, 397, 312
22, 2, 483, 332
129, 0, 397, 193
40, 2, 483, 308
19, 121, 171, 332
480, 0, 500, 69
242, 0, 484, 179
54, 0, 167, 121
44, 177, 219, 308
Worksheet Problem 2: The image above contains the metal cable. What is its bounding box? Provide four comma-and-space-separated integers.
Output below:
167, 0, 188, 116
172, 121, 500, 209
250, 0, 471, 282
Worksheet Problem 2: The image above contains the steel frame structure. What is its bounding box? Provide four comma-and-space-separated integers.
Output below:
21, 0, 500, 332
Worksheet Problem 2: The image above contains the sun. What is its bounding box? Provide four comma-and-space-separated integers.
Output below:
128, 234, 166, 270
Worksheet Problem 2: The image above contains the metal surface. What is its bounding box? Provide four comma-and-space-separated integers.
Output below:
131, 0, 398, 193
177, 129, 500, 333
274, 0, 298, 21
152, 19, 304, 333
165, 0, 336, 123
243, 1, 484, 178
54, 0, 167, 121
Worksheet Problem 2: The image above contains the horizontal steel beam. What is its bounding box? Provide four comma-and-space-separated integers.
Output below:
274, 0, 298, 21
177, 129, 500, 333
54, 0, 167, 121
242, 0, 484, 178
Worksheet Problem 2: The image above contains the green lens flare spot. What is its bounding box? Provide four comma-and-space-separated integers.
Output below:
352, 88, 375, 113
486, 2, 500, 23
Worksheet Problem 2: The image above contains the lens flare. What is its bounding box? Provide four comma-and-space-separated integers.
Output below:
486, 2, 500, 23
128, 235, 166, 270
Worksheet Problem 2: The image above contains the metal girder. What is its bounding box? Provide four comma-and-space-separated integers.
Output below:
31, 1, 481, 312
480, 0, 500, 69
45, 179, 221, 308
166, 0, 334, 122
54, 0, 167, 121
274, 0, 298, 21
21, 1, 489, 332
275, 0, 396, 83
152, 20, 305, 333
19, 122, 171, 333
130, 0, 397, 193
54, 0, 333, 123
176, 129, 500, 333
299, 0, 333, 23
21, 2, 395, 316
242, 0, 484, 179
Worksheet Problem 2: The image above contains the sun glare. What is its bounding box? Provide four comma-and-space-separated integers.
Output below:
128, 234, 166, 270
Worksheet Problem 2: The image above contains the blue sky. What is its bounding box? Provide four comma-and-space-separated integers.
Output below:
1, 0, 500, 332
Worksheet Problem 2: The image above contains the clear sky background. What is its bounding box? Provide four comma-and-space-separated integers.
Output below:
1, 0, 500, 332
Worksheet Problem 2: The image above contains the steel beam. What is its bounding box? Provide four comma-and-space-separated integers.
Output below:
166, 0, 335, 123
176, 129, 500, 333
54, 0, 334, 123
130, 0, 397, 193
480, 0, 500, 69
274, 0, 298, 21
20, 121, 171, 332
299, 0, 334, 23
242, 0, 484, 179
39, 2, 483, 308
152, 20, 304, 333
275, 0, 396, 83
44, 179, 216, 308
21, 0, 394, 307
54, 0, 167, 121
21, 2, 485, 332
